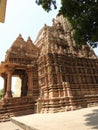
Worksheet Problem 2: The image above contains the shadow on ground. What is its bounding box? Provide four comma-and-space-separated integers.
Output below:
84, 108, 98, 129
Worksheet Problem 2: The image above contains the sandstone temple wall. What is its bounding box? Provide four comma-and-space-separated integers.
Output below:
37, 53, 98, 113
35, 15, 98, 113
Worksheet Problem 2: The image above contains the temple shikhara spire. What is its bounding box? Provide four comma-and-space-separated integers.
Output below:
0, 15, 98, 121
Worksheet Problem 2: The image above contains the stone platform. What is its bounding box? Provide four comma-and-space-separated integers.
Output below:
11, 106, 98, 130
0, 97, 35, 122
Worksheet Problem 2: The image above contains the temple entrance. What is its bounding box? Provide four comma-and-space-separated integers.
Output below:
0, 63, 33, 99
13, 69, 28, 97
0, 64, 35, 120
12, 77, 21, 97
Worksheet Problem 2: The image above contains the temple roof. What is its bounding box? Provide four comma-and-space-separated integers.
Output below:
5, 34, 39, 64
35, 15, 97, 59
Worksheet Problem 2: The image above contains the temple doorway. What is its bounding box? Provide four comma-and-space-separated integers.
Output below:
12, 77, 21, 97
12, 69, 28, 97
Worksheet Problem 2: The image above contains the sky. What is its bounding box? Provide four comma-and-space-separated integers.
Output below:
0, 0, 61, 61
0, 0, 61, 90
0, 0, 98, 91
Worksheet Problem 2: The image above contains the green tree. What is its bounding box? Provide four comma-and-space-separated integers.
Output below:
36, 0, 57, 12
36, 0, 98, 46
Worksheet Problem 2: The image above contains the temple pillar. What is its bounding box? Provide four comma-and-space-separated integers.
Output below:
20, 73, 28, 97
4, 70, 13, 98
1, 73, 7, 97
27, 68, 33, 96
66, 82, 72, 97
62, 82, 67, 97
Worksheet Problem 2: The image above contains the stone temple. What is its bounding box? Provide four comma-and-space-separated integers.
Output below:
0, 14, 98, 121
